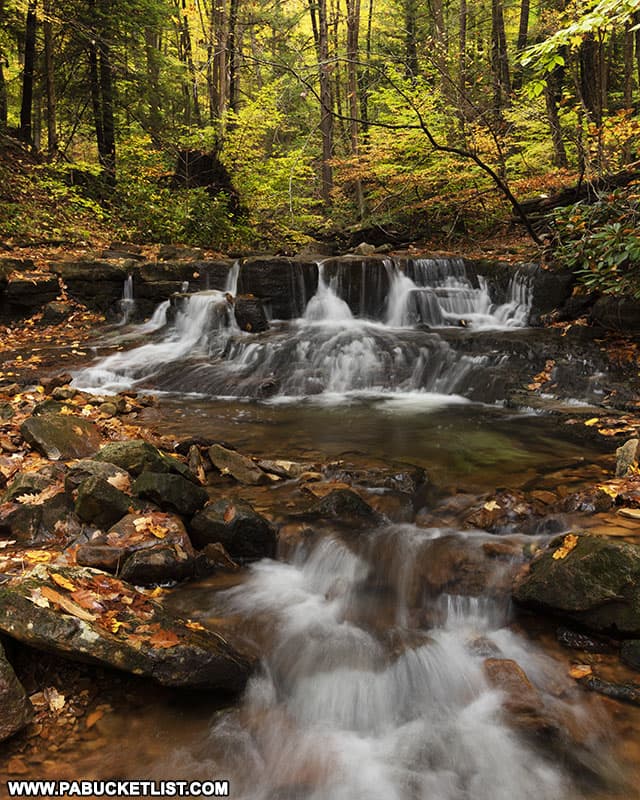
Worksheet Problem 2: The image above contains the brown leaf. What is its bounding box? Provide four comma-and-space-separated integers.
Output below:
223, 504, 236, 523
40, 586, 97, 621
148, 629, 180, 649
85, 709, 104, 729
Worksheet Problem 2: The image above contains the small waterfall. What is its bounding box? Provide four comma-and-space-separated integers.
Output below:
226, 260, 240, 295
303, 263, 354, 324
135, 299, 170, 334
181, 280, 190, 293
196, 528, 594, 800
119, 274, 136, 325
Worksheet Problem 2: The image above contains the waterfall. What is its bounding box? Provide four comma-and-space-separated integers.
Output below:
119, 274, 136, 325
303, 263, 355, 324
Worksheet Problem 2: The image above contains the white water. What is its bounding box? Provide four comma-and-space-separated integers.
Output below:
73, 257, 531, 400
169, 528, 607, 800
119, 274, 136, 325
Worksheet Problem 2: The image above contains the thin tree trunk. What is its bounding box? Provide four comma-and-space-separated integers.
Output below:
430, 0, 447, 92
624, 23, 634, 109
228, 0, 239, 112
316, 0, 333, 203
0, 0, 6, 132
178, 0, 202, 125
43, 0, 58, 155
346, 0, 364, 216
512, 0, 529, 91
88, 38, 105, 165
19, 0, 38, 144
457, 0, 467, 130
404, 0, 418, 81
545, 64, 568, 168
98, 26, 116, 183
145, 28, 162, 134
490, 0, 510, 116
360, 0, 373, 139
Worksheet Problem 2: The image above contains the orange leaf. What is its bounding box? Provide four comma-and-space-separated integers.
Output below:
148, 629, 180, 649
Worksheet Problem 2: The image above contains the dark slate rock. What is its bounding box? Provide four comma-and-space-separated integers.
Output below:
0, 565, 253, 691
132, 473, 208, 517
513, 534, 640, 635
0, 642, 32, 742
189, 499, 277, 560
234, 296, 269, 333
94, 441, 197, 482
20, 414, 102, 460
75, 476, 131, 529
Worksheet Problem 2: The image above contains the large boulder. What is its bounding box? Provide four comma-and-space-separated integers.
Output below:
307, 488, 382, 528
0, 565, 253, 691
65, 459, 130, 495
237, 258, 319, 319
94, 441, 196, 481
513, 534, 640, 635
132, 472, 208, 517
0, 642, 32, 742
234, 296, 269, 333
75, 476, 131, 529
189, 499, 277, 560
21, 414, 102, 460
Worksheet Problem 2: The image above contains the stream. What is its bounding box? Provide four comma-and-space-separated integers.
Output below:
54, 257, 640, 798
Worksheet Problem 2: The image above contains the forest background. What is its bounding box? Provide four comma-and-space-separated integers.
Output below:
1, 0, 640, 298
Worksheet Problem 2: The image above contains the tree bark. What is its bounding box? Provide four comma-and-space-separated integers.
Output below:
545, 63, 568, 168
144, 27, 162, 134
315, 0, 334, 203
404, 0, 418, 81
624, 24, 633, 109
346, 0, 364, 215
228, 0, 239, 112
512, 0, 529, 91
491, 0, 511, 116
98, 25, 116, 183
43, 0, 58, 155
19, 0, 38, 144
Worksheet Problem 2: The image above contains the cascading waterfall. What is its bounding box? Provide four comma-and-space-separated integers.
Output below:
119, 274, 136, 325
164, 527, 608, 800
73, 257, 531, 402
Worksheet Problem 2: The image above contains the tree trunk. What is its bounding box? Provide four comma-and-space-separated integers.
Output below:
177, 0, 202, 125
346, 0, 364, 216
457, 0, 467, 130
43, 0, 58, 156
404, 0, 418, 81
491, 0, 511, 116
580, 34, 602, 126
624, 23, 634, 109
88, 38, 105, 165
144, 27, 162, 134
19, 0, 38, 144
360, 0, 373, 138
545, 63, 568, 168
315, 0, 333, 203
98, 27, 116, 183
430, 0, 447, 91
0, 0, 6, 132
512, 0, 529, 91
228, 0, 239, 112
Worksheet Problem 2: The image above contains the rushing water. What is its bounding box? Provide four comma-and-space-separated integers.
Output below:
59, 257, 638, 798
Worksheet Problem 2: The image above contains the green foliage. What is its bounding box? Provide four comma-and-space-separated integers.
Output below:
552, 188, 640, 298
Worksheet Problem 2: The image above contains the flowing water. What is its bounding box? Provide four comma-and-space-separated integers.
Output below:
62, 258, 640, 798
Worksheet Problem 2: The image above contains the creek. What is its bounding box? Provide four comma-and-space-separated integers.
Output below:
60, 257, 640, 799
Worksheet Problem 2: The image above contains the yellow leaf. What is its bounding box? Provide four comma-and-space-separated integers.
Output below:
50, 573, 76, 592
483, 500, 501, 512
109, 618, 124, 633
552, 534, 579, 560
584, 418, 600, 427
185, 620, 206, 632
22, 550, 55, 563
569, 664, 592, 679
597, 484, 619, 498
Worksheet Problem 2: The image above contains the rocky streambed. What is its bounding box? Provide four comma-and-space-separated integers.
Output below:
1, 248, 640, 796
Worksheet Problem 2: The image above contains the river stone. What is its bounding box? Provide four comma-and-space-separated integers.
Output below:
513, 534, 640, 635
77, 512, 195, 584
132, 473, 208, 517
0, 565, 253, 691
120, 546, 194, 585
234, 296, 269, 333
0, 503, 42, 542
75, 476, 131, 529
616, 438, 639, 478
483, 658, 557, 737
189, 499, 277, 560
65, 460, 130, 495
0, 642, 31, 742
621, 640, 640, 671
208, 444, 268, 485
94, 441, 196, 482
20, 414, 102, 460
308, 488, 382, 527
4, 464, 64, 502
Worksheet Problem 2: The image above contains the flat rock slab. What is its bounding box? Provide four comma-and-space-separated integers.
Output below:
0, 642, 32, 742
0, 565, 253, 691
21, 414, 102, 460
208, 444, 268, 485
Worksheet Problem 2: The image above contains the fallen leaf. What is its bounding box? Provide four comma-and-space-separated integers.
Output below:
107, 473, 130, 492
43, 686, 66, 713
51, 573, 76, 592
584, 418, 600, 427
85, 709, 104, 729
552, 533, 579, 560
483, 500, 501, 512
40, 586, 97, 621
618, 507, 640, 519
185, 620, 206, 632
148, 629, 180, 649
223, 505, 236, 523
28, 588, 50, 608
569, 664, 593, 679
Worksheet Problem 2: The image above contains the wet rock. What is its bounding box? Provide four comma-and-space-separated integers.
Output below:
256, 459, 310, 479
51, 386, 77, 401
621, 640, 640, 671
0, 402, 14, 420
194, 542, 240, 576
0, 642, 31, 742
237, 258, 319, 319
0, 504, 42, 542
483, 658, 556, 735
562, 487, 614, 514
189, 499, 277, 560
98, 402, 118, 418
234, 296, 269, 333
577, 673, 640, 706
120, 546, 194, 585
616, 438, 639, 478
49, 260, 129, 314
132, 472, 208, 517
208, 444, 268, 485
591, 295, 640, 333
513, 534, 640, 635
2, 273, 59, 318
187, 445, 207, 484
77, 512, 195, 585
364, 490, 414, 522
75, 476, 131, 529
4, 465, 64, 503
308, 488, 383, 528
352, 242, 376, 255
32, 398, 65, 415
158, 245, 204, 260
20, 413, 102, 460
94, 440, 196, 482
556, 626, 617, 654
41, 301, 73, 325
65, 460, 130, 495
0, 565, 253, 691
